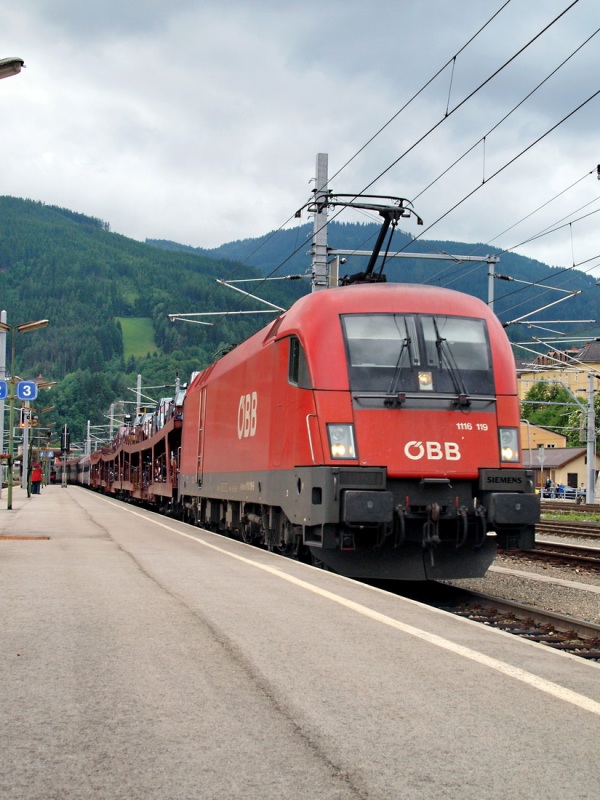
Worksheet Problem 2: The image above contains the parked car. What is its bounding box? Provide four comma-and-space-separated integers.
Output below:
543, 486, 585, 501
563, 486, 586, 502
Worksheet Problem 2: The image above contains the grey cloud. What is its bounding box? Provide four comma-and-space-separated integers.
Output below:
1, 0, 598, 274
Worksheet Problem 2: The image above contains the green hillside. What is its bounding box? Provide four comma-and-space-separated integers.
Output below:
1, 195, 598, 446
150, 220, 600, 331
0, 196, 301, 443
118, 317, 158, 359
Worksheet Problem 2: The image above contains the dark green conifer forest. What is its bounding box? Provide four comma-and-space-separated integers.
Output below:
1, 195, 597, 447
0, 197, 302, 445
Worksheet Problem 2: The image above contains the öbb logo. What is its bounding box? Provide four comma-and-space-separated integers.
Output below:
404, 441, 461, 461
238, 392, 258, 439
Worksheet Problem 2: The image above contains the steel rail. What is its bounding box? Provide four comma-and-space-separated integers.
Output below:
430, 586, 600, 660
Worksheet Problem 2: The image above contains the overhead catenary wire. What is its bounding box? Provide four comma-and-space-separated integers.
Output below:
303, 1, 584, 280
427, 179, 600, 295
304, 1, 582, 277
446, 169, 600, 287
332, 2, 592, 286
493, 201, 600, 260
472, 168, 598, 255
456, 204, 600, 315
325, 0, 514, 188
176, 2, 586, 341
220, 7, 581, 324
395, 87, 600, 270
490, 256, 600, 322
352, 1, 580, 198
435, 239, 600, 323
411, 25, 600, 204
203, 1, 520, 299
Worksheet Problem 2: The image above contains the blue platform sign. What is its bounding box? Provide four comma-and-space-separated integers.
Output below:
0, 380, 7, 399
17, 381, 37, 401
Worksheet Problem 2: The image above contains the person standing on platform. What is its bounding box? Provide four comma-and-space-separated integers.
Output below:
31, 462, 43, 494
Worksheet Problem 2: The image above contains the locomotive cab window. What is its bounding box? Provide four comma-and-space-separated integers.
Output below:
288, 336, 312, 388
341, 313, 494, 397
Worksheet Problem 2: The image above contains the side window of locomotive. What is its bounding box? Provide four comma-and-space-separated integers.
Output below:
288, 336, 311, 388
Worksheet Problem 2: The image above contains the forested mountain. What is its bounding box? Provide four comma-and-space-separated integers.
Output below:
0, 197, 302, 444
149, 221, 600, 331
1, 196, 597, 446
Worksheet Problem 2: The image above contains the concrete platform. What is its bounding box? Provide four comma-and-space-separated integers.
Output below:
1, 485, 599, 800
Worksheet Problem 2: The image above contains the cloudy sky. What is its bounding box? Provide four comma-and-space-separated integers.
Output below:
1, 0, 599, 275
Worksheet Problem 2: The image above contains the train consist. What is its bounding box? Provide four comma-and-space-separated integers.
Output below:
78, 270, 539, 581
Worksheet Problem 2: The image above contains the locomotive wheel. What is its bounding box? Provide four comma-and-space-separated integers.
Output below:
241, 522, 259, 544
268, 519, 296, 556
241, 525, 252, 544
186, 504, 199, 526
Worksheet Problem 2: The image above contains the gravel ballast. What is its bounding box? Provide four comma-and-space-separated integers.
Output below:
446, 543, 600, 626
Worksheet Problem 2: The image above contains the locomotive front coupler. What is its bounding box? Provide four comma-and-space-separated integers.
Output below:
421, 503, 442, 567
393, 505, 406, 548
455, 505, 469, 548
422, 503, 441, 549
474, 504, 487, 549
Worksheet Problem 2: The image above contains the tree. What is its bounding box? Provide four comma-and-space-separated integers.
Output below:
564, 391, 600, 448
521, 381, 577, 435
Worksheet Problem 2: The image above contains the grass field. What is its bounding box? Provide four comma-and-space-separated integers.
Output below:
118, 317, 158, 358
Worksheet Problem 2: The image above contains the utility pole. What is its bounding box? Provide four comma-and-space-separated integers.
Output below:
488, 260, 495, 311
308, 152, 498, 295
136, 374, 142, 419
60, 424, 70, 488
586, 372, 596, 504
0, 310, 5, 496
311, 153, 329, 291
21, 401, 30, 492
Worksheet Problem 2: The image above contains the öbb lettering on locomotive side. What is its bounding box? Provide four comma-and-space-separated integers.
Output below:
237, 392, 258, 439
81, 281, 539, 581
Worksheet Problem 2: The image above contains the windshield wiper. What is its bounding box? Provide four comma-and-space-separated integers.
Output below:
432, 318, 471, 407
386, 317, 414, 404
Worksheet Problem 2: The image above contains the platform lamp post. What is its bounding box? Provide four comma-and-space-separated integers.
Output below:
0, 319, 49, 509
0, 57, 25, 80
0, 62, 25, 492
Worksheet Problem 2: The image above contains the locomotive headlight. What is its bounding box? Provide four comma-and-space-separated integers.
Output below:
327, 424, 357, 460
418, 371, 433, 391
499, 427, 519, 463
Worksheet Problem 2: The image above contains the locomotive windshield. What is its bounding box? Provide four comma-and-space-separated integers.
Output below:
341, 313, 494, 397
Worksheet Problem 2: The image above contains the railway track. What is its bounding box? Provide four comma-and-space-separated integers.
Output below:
429, 586, 600, 662
540, 500, 600, 515
536, 518, 600, 539
532, 515, 600, 570
503, 540, 600, 571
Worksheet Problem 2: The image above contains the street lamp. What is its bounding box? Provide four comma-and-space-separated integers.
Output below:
0, 58, 25, 80
0, 319, 49, 509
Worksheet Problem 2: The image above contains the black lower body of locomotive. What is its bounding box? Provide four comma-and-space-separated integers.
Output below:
181, 465, 539, 581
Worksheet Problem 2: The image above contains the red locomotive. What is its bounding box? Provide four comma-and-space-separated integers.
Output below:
87, 281, 538, 581
85, 193, 538, 580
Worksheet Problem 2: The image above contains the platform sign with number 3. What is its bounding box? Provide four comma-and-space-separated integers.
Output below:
17, 381, 37, 401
